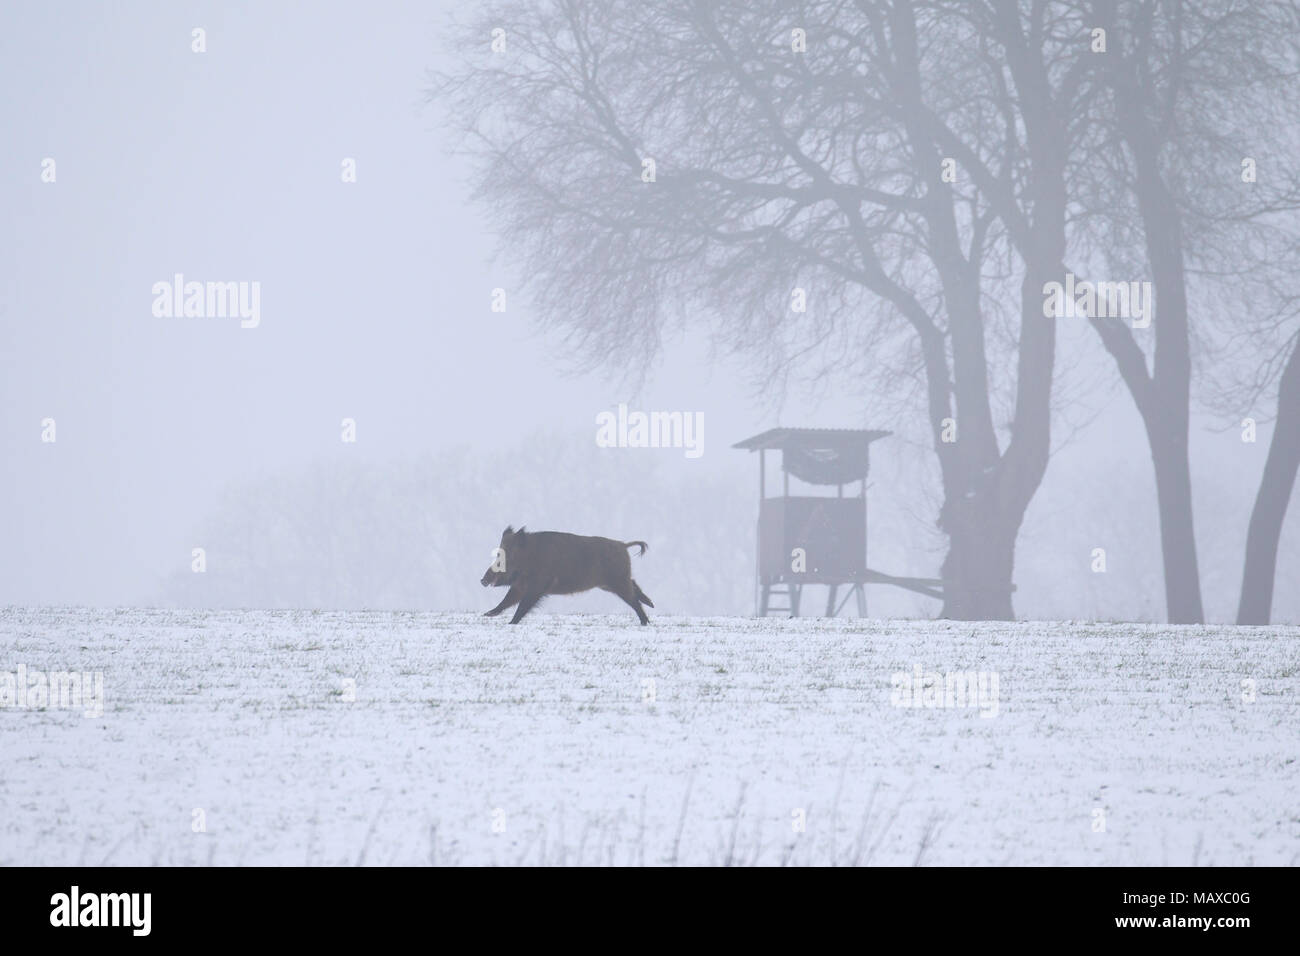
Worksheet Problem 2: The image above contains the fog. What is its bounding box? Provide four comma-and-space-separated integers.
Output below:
3, 0, 1297, 623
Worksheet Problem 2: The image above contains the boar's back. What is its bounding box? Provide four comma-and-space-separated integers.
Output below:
516, 532, 633, 595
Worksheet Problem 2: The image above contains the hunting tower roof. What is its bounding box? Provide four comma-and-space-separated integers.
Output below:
731, 427, 892, 452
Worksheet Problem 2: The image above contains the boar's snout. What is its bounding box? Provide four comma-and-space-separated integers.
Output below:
481, 526, 518, 588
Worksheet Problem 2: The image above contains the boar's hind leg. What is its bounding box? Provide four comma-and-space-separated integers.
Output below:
633, 582, 654, 608
484, 584, 522, 617
509, 590, 544, 624
615, 582, 650, 625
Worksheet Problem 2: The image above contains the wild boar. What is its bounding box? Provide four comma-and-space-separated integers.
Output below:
480, 525, 654, 624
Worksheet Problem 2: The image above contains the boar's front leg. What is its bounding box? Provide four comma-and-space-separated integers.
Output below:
484, 584, 523, 617
509, 589, 545, 624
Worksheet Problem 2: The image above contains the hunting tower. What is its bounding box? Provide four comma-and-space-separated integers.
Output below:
733, 427, 890, 617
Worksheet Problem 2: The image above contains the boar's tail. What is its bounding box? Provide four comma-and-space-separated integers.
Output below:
624, 540, 649, 556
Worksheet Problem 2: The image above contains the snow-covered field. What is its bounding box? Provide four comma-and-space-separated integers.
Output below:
1, 607, 1296, 866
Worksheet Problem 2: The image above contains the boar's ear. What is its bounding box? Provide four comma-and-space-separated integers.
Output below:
517, 525, 527, 535
503, 525, 513, 536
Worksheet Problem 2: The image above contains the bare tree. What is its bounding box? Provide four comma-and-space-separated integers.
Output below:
1239, 336, 1300, 623
1078, 0, 1300, 623
936, 0, 1300, 623
433, 0, 1106, 619
434, 0, 1300, 624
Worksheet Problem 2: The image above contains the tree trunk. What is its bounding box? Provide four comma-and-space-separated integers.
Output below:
889, 1, 1057, 621
1145, 421, 1205, 624
1097, 24, 1206, 624
1237, 337, 1300, 624
939, 499, 1017, 620
925, 2, 1065, 622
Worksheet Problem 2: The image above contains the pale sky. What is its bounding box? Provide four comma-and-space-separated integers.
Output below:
1, 0, 1291, 621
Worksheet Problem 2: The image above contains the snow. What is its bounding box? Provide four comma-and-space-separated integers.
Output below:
1, 607, 1296, 865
